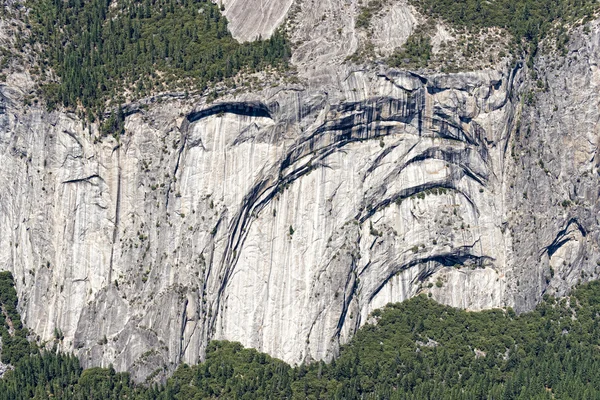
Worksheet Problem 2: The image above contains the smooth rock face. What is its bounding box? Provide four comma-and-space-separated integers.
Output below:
1, 0, 600, 381
221, 0, 294, 41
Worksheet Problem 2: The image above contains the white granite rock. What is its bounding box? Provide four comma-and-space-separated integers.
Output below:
0, 0, 599, 382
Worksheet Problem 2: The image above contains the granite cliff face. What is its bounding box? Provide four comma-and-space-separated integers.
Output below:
1, 0, 600, 381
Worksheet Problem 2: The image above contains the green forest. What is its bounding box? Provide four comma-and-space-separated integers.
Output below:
0, 272, 36, 366
410, 0, 598, 39
25, 0, 290, 120
2, 270, 600, 399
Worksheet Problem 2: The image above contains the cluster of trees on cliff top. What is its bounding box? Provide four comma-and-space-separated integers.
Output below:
25, 0, 290, 121
2, 269, 600, 399
410, 0, 599, 38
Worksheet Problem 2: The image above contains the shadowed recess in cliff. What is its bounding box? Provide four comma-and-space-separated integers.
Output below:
331, 235, 363, 341
328, 245, 495, 342
544, 218, 588, 258
187, 102, 273, 123
365, 146, 489, 188
357, 176, 480, 224
61, 175, 104, 185
427, 116, 484, 147
365, 249, 495, 304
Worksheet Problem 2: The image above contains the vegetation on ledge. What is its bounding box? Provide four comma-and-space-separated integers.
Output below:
24, 0, 291, 121
409, 0, 599, 42
388, 33, 432, 69
2, 270, 600, 398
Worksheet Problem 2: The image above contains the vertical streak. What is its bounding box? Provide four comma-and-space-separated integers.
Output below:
108, 145, 121, 284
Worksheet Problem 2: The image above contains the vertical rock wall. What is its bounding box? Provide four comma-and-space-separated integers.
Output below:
0, 0, 599, 382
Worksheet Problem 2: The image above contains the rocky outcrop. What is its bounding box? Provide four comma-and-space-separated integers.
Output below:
0, 0, 599, 383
